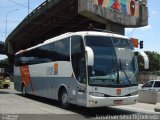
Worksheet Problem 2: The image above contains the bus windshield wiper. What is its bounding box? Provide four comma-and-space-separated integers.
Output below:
119, 59, 131, 86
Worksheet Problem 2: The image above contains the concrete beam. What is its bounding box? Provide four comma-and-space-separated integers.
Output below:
78, 0, 148, 27
0, 41, 5, 55
4, 0, 148, 57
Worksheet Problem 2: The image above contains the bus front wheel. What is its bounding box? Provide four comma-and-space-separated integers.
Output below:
60, 88, 69, 108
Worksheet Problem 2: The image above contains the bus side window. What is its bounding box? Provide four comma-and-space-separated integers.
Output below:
71, 36, 86, 84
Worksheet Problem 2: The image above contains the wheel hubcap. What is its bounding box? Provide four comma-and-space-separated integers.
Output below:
62, 93, 68, 104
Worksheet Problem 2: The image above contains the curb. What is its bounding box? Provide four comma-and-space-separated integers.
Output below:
155, 92, 160, 112
154, 103, 160, 112
154, 107, 160, 112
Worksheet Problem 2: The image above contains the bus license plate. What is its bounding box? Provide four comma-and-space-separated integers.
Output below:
114, 100, 123, 105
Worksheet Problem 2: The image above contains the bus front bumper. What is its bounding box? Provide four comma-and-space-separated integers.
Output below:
87, 95, 138, 107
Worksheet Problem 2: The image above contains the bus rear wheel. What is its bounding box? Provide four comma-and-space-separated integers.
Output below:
60, 89, 69, 108
21, 85, 26, 96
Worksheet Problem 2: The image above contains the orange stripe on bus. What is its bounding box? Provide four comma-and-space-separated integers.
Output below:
20, 65, 34, 95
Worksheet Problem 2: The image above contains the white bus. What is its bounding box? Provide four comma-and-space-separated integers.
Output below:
14, 31, 149, 108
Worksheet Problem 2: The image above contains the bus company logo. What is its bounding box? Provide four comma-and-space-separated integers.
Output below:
54, 63, 58, 75
46, 63, 58, 75
116, 88, 121, 95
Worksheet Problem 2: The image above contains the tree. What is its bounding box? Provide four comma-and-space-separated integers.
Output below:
137, 51, 160, 71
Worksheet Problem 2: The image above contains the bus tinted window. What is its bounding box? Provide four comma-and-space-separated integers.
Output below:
112, 38, 134, 49
86, 36, 113, 47
56, 39, 70, 61
15, 37, 70, 66
71, 36, 86, 84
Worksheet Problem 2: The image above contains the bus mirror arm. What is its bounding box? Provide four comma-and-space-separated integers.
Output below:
135, 51, 149, 69
85, 46, 94, 66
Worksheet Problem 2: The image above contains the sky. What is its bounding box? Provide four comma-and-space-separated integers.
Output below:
125, 0, 160, 53
0, 0, 160, 60
0, 0, 45, 60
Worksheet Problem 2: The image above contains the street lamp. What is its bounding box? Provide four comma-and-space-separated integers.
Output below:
5, 9, 19, 39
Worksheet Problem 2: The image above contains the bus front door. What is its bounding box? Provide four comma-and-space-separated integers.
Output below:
76, 57, 87, 106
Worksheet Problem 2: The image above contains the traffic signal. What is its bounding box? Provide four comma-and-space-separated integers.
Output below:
140, 41, 143, 49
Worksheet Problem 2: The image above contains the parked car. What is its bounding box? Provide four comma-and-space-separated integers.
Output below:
141, 80, 160, 92
0, 77, 10, 89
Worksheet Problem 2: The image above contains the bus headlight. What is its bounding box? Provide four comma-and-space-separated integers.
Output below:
89, 92, 105, 97
130, 91, 138, 96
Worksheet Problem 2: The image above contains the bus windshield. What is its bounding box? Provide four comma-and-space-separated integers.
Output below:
86, 36, 138, 87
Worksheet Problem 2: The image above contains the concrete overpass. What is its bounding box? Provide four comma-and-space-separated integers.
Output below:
0, 41, 12, 75
0, 41, 5, 55
5, 0, 148, 58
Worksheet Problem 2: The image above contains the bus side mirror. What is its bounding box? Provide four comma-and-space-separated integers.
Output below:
85, 46, 94, 66
135, 51, 149, 69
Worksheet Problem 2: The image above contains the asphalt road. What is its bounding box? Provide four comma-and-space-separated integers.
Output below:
0, 83, 159, 120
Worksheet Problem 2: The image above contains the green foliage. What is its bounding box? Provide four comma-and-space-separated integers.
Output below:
138, 51, 160, 71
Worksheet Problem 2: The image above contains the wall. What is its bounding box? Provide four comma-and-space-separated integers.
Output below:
138, 90, 158, 104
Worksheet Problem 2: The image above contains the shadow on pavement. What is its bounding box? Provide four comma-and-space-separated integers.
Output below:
16, 94, 137, 118
0, 90, 11, 94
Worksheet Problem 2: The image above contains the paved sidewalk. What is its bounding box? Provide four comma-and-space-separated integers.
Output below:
113, 102, 160, 114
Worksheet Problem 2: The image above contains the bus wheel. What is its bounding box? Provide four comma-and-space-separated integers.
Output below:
21, 85, 26, 96
60, 89, 69, 108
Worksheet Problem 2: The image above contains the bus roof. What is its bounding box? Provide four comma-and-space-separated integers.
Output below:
16, 31, 129, 55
